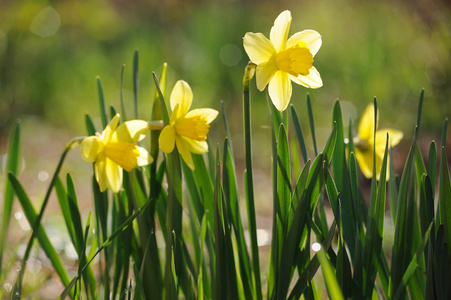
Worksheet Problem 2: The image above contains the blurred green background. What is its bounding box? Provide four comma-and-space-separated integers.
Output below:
1, 0, 450, 157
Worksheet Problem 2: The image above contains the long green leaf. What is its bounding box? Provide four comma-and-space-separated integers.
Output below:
8, 173, 71, 296
394, 221, 434, 300
306, 94, 318, 156
317, 247, 344, 300
223, 139, 254, 299
291, 105, 308, 164
96, 77, 108, 128
60, 198, 153, 299
133, 49, 139, 119
363, 136, 388, 298
0, 121, 21, 273
390, 127, 418, 298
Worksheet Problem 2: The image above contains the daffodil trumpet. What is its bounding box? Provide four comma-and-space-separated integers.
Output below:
243, 10, 323, 111
80, 113, 153, 193
159, 80, 218, 170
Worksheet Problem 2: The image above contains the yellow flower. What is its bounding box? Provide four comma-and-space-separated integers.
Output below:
243, 10, 322, 111
354, 104, 403, 181
80, 113, 153, 193
159, 80, 218, 170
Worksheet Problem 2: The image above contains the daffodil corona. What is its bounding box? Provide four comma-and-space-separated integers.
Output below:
159, 80, 218, 170
243, 10, 323, 111
80, 114, 153, 193
354, 104, 403, 181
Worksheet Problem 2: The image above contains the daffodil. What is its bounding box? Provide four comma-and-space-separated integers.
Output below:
243, 10, 322, 111
80, 113, 153, 193
354, 104, 403, 181
159, 80, 218, 170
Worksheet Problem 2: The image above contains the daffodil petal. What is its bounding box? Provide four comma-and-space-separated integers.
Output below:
170, 80, 192, 117
105, 158, 122, 193
80, 136, 104, 163
287, 30, 322, 56
116, 120, 149, 142
355, 149, 373, 179
179, 136, 208, 154
185, 108, 219, 124
243, 33, 276, 64
103, 114, 120, 143
375, 129, 403, 150
256, 62, 278, 91
175, 136, 194, 170
268, 70, 292, 111
159, 125, 176, 153
290, 66, 323, 89
358, 104, 377, 142
94, 157, 108, 192
270, 10, 291, 52
136, 146, 153, 166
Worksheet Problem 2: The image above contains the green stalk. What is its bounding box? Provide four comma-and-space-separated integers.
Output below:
242, 63, 262, 300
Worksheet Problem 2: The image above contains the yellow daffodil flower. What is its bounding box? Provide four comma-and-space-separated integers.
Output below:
159, 80, 218, 170
80, 113, 153, 193
243, 10, 322, 111
354, 104, 403, 181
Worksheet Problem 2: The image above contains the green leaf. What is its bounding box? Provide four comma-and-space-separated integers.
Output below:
362, 136, 388, 298
438, 119, 451, 254
428, 141, 437, 197
390, 127, 418, 298
0, 121, 21, 273
8, 173, 71, 293
317, 247, 344, 300
84, 114, 96, 136
133, 49, 139, 119
275, 153, 324, 299
290, 105, 308, 164
96, 77, 108, 128
306, 94, 318, 156
393, 221, 434, 300
277, 124, 291, 229
60, 198, 153, 299
119, 64, 128, 121
222, 140, 254, 299
288, 220, 337, 299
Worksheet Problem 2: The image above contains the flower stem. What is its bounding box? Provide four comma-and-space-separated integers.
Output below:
243, 63, 262, 300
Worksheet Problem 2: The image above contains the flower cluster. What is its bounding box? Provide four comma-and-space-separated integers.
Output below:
80, 81, 218, 192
